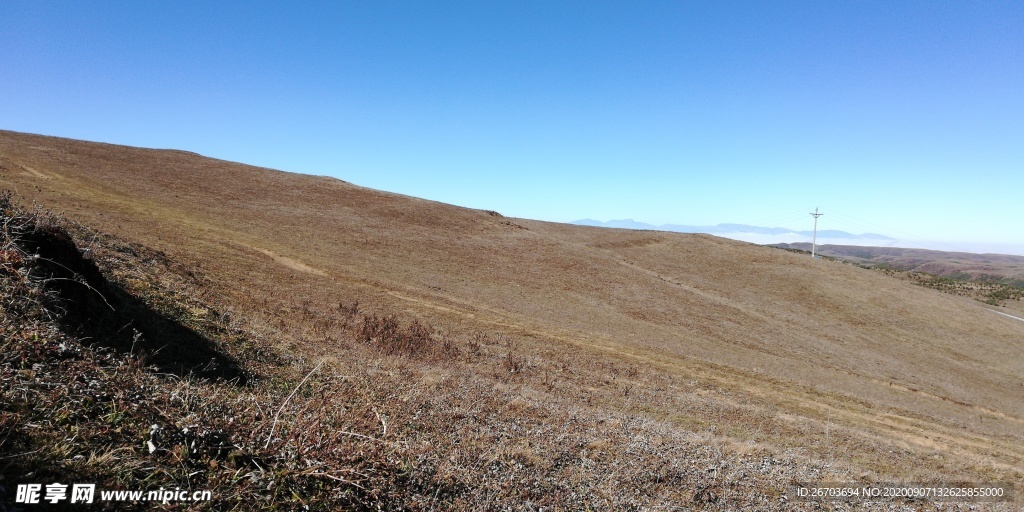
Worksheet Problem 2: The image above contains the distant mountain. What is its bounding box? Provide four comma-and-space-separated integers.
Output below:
572, 218, 660, 230
572, 219, 893, 241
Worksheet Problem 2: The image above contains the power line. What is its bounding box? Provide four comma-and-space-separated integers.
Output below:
747, 207, 814, 229
826, 210, 960, 252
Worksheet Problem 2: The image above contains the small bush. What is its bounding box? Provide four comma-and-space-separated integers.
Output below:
358, 314, 439, 356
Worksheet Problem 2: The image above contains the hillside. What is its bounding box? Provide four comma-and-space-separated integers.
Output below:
774, 243, 1024, 283
774, 242, 1024, 318
2, 129, 1022, 509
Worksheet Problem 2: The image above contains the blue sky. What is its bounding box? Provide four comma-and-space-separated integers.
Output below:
2, 1, 1022, 252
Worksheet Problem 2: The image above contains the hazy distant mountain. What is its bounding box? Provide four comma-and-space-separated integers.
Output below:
572, 219, 893, 241
573, 218, 660, 230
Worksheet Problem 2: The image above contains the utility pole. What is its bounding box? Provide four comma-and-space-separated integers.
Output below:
809, 207, 823, 258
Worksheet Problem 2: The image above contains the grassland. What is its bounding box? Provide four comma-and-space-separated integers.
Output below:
2, 129, 1023, 510
776, 243, 1024, 283
774, 243, 1024, 317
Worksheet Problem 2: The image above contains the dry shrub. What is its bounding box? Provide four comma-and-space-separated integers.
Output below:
466, 333, 483, 356
359, 313, 400, 344
359, 314, 440, 356
503, 350, 525, 374
337, 300, 360, 321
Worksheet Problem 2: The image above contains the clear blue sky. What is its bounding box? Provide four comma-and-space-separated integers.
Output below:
2, 1, 1022, 250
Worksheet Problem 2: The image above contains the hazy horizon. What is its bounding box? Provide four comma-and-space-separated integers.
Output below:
571, 216, 1024, 257
2, 2, 1021, 248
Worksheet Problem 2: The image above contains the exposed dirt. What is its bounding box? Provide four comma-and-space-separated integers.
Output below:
252, 246, 328, 276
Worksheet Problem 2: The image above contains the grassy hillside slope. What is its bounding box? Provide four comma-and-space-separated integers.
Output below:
2, 129, 1022, 508
775, 243, 1024, 282
775, 242, 1024, 317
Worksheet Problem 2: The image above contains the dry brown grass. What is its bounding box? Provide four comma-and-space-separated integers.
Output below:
775, 243, 1024, 316
2, 129, 1023, 509
777, 242, 1024, 282
2, 200, 861, 510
